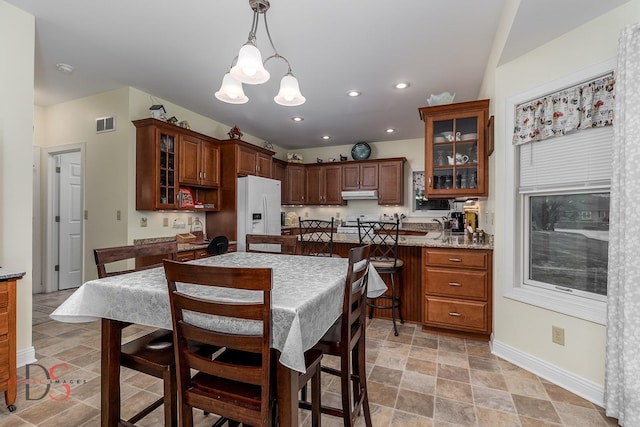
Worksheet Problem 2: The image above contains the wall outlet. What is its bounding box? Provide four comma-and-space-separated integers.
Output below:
188, 217, 193, 225
163, 217, 169, 227
552, 326, 565, 346
336, 212, 340, 218
140, 217, 147, 227
116, 210, 121, 221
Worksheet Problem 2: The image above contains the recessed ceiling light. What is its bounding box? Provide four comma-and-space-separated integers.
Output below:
346, 90, 361, 97
321, 135, 331, 140
394, 82, 409, 89
386, 128, 396, 133
56, 63, 75, 74
291, 117, 304, 122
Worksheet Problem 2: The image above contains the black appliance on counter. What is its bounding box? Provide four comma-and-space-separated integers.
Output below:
450, 212, 466, 233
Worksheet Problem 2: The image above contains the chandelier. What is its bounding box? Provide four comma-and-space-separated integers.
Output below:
215, 0, 306, 107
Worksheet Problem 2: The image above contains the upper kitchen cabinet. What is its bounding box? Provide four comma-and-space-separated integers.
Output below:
342, 162, 378, 191
134, 118, 220, 211
285, 164, 305, 204
378, 159, 405, 205
306, 164, 343, 205
134, 119, 180, 210
272, 158, 287, 202
419, 99, 489, 198
179, 134, 220, 187
232, 140, 273, 177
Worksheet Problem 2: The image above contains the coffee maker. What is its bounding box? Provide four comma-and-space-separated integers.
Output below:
450, 212, 466, 233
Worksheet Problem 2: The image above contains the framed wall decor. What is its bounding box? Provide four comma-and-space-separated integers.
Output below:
487, 115, 495, 156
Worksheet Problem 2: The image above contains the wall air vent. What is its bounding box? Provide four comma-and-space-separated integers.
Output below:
96, 116, 116, 133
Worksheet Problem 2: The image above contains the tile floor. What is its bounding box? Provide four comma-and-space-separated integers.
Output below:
0, 291, 619, 426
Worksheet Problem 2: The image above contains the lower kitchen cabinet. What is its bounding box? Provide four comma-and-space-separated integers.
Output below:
0, 277, 20, 412
422, 247, 492, 340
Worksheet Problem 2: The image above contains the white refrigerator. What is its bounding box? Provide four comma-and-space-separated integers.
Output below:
236, 175, 282, 252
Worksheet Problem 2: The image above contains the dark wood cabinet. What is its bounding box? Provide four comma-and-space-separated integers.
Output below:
419, 100, 489, 198
422, 247, 493, 340
305, 164, 342, 205
179, 134, 219, 187
134, 118, 220, 211
236, 142, 272, 177
286, 164, 305, 204
377, 159, 404, 205
342, 163, 378, 191
272, 159, 287, 202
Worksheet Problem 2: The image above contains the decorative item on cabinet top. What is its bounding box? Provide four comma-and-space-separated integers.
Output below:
228, 125, 243, 139
427, 92, 455, 106
351, 142, 371, 160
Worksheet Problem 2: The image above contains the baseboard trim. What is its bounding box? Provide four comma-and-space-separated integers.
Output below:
17, 346, 37, 368
491, 339, 604, 407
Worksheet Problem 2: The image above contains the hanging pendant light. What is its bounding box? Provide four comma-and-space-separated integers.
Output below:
215, 0, 305, 106
214, 73, 249, 104
230, 42, 270, 84
274, 73, 305, 106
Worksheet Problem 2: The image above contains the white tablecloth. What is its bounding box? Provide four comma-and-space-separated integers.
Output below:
51, 252, 387, 373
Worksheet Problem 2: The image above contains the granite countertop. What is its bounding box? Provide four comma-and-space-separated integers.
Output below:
0, 268, 26, 281
331, 232, 493, 250
134, 237, 237, 253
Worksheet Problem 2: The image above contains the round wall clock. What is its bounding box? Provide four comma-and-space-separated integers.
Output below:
351, 142, 371, 160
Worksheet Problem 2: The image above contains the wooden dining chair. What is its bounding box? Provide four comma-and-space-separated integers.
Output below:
94, 241, 180, 426
299, 217, 339, 257
245, 233, 298, 254
163, 260, 323, 427
301, 245, 373, 427
357, 219, 404, 336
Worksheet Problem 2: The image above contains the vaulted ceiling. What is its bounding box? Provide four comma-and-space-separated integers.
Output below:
7, 0, 631, 148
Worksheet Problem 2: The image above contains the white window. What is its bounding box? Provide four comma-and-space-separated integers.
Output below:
502, 60, 614, 325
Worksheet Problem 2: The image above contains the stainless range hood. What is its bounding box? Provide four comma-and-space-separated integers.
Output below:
340, 190, 378, 200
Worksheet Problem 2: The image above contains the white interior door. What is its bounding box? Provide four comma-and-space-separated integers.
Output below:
58, 151, 82, 290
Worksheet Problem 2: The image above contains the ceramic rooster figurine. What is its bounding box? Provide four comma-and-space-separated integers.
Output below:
228, 126, 243, 139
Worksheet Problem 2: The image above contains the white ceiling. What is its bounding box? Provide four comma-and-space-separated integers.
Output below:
7, 0, 630, 149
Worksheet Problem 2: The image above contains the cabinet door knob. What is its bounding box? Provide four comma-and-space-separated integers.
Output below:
448, 282, 462, 287
448, 258, 462, 262
428, 177, 432, 188
448, 312, 462, 317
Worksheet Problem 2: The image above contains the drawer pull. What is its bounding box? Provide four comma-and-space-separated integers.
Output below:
448, 258, 462, 262
448, 312, 462, 317
448, 282, 462, 287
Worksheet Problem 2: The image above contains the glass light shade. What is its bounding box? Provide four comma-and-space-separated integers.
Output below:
274, 74, 306, 106
230, 43, 270, 84
214, 73, 248, 104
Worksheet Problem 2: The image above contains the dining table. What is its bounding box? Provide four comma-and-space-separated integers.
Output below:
50, 251, 387, 426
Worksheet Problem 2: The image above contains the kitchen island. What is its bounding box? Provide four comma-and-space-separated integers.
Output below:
329, 232, 493, 340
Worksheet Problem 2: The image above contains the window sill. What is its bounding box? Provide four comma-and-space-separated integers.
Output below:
503, 285, 606, 325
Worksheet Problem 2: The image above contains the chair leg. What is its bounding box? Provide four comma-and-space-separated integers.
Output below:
340, 352, 354, 427
163, 367, 177, 427
397, 269, 404, 324
180, 403, 193, 427
389, 273, 399, 336
311, 367, 321, 427
356, 340, 372, 427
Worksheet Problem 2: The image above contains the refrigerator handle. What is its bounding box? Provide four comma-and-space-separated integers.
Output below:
263, 196, 268, 233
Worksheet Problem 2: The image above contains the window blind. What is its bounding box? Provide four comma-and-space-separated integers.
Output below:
519, 126, 612, 192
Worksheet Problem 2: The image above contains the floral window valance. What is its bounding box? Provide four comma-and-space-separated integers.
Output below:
513, 73, 615, 145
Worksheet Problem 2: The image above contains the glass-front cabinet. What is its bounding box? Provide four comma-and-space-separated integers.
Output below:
419, 99, 489, 198
158, 132, 176, 207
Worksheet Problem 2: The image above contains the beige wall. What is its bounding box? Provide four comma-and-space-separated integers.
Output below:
0, 1, 35, 355
489, 1, 640, 387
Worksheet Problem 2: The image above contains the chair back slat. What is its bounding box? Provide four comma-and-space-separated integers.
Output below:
246, 234, 297, 254
163, 259, 273, 426
299, 218, 335, 256
94, 241, 178, 278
